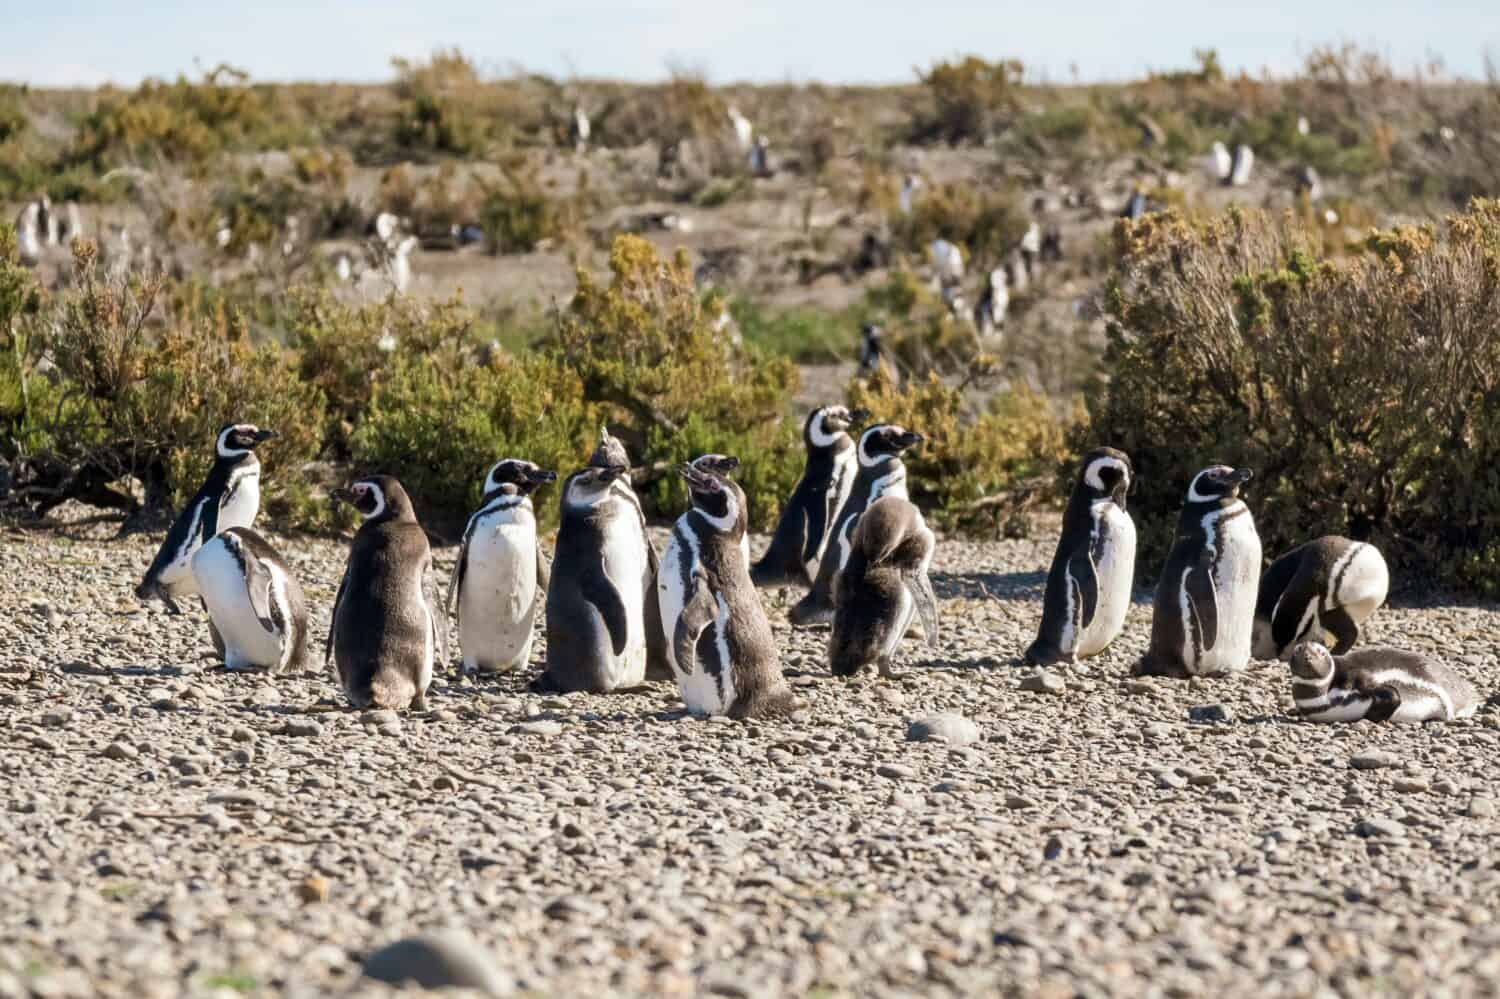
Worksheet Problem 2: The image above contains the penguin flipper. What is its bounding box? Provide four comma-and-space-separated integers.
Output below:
445, 537, 468, 624
802, 486, 828, 569
242, 552, 277, 634
582, 566, 630, 659
533, 547, 552, 618
905, 569, 940, 647
1184, 556, 1220, 654
672, 569, 717, 677
327, 563, 350, 669
1066, 550, 1099, 636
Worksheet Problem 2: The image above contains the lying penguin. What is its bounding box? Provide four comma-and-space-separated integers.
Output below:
828, 495, 938, 679
1290, 641, 1478, 722
660, 455, 798, 718
1253, 536, 1389, 661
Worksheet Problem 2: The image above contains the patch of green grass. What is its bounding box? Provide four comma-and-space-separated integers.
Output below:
202, 971, 259, 993
693, 178, 747, 209
99, 880, 140, 901
731, 299, 857, 364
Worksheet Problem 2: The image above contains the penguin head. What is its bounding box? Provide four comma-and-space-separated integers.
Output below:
1186, 464, 1252, 504
589, 427, 631, 470
216, 423, 278, 458
808, 406, 868, 445
1288, 641, 1335, 683
681, 459, 744, 531
335, 475, 415, 523
563, 464, 629, 508
1080, 447, 1133, 508
690, 453, 739, 478
484, 459, 557, 497
858, 424, 923, 467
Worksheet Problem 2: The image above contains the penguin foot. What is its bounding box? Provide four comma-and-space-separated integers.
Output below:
877, 656, 903, 680
1132, 652, 1188, 679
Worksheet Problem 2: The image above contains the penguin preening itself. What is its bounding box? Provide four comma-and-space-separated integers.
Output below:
1253, 536, 1389, 662
447, 459, 557, 676
828, 495, 938, 679
1025, 448, 1136, 666
659, 456, 799, 718
789, 423, 922, 627
1135, 464, 1262, 679
136, 423, 278, 613
328, 476, 442, 712
750, 405, 869, 588
191, 527, 308, 673
1290, 641, 1478, 723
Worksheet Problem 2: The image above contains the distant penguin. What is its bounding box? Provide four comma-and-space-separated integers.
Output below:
37, 194, 58, 247
899, 174, 922, 215
789, 424, 922, 627
328, 476, 441, 712
1297, 115, 1311, 137
1120, 189, 1148, 220
1019, 221, 1042, 278
388, 235, 417, 294
858, 323, 898, 383
136, 423, 278, 613
749, 135, 772, 177
1290, 641, 1478, 723
1025, 448, 1137, 666
372, 212, 401, 247
571, 106, 591, 153
751, 405, 868, 588
447, 459, 557, 676
1229, 144, 1254, 187
728, 106, 754, 150
1040, 223, 1062, 262
659, 457, 798, 717
974, 267, 1008, 335
191, 526, 308, 673
1208, 141, 1233, 183
828, 495, 938, 678
1135, 464, 1262, 678
929, 239, 964, 287
14, 202, 41, 266
1252, 537, 1389, 661
58, 202, 83, 246
1295, 164, 1323, 202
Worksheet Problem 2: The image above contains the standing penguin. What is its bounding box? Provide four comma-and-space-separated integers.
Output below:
1252, 536, 1388, 661
136, 423, 278, 613
1135, 465, 1262, 679
447, 459, 557, 676
789, 424, 923, 626
1025, 448, 1137, 666
536, 462, 658, 694
191, 527, 308, 672
1290, 641, 1478, 723
659, 457, 798, 717
328, 476, 441, 711
828, 496, 938, 678
751, 405, 868, 588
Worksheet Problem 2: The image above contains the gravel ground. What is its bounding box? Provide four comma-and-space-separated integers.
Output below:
4, 513, 1500, 998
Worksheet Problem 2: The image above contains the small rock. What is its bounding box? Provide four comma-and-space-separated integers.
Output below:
905, 713, 981, 747
281, 720, 324, 738
1005, 794, 1038, 810
1468, 796, 1496, 818
297, 875, 329, 904
207, 790, 263, 808
1393, 777, 1429, 793
1019, 671, 1066, 695
514, 720, 564, 738
1188, 703, 1232, 724
230, 727, 256, 743
433, 775, 457, 791
103, 742, 138, 761
1125, 681, 1154, 695
362, 932, 513, 996
39, 709, 72, 728
1350, 751, 1400, 771
1355, 818, 1406, 838
876, 763, 917, 780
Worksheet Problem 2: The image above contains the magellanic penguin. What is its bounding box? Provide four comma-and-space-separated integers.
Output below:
1252, 536, 1389, 661
789, 424, 923, 627
191, 527, 308, 672
446, 459, 557, 676
1135, 464, 1262, 679
1025, 448, 1137, 666
659, 456, 798, 718
750, 405, 869, 588
828, 495, 938, 679
1289, 641, 1478, 723
328, 476, 442, 712
136, 423, 278, 613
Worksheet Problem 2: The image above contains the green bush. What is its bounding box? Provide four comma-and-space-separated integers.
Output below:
1088, 203, 1500, 594
476, 156, 573, 254
898, 180, 1029, 270
910, 56, 1024, 145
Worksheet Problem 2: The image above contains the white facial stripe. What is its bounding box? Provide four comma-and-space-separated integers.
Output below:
1084, 457, 1129, 493
697, 490, 738, 532
1186, 467, 1233, 503
808, 410, 841, 448
357, 483, 386, 520
858, 426, 900, 467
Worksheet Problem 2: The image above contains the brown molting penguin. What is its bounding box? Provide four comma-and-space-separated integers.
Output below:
828, 495, 938, 679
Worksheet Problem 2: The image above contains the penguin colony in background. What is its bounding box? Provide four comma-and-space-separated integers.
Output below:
138, 412, 1478, 724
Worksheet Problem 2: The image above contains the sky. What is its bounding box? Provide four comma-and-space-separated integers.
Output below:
4, 1, 1498, 88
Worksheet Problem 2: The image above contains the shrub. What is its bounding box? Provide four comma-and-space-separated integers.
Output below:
476, 157, 572, 254
898, 180, 1030, 270
910, 56, 1024, 145
1088, 203, 1500, 594
390, 50, 490, 157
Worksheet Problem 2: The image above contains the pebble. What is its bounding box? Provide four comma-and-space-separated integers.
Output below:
1019, 671, 1066, 695
877, 763, 917, 780
1468, 797, 1496, 818
515, 720, 564, 738
281, 720, 324, 738
1188, 704, 1232, 724
102, 742, 138, 761
1392, 777, 1429, 793
1350, 751, 1401, 770
1355, 818, 1406, 838
906, 713, 981, 747
362, 932, 514, 996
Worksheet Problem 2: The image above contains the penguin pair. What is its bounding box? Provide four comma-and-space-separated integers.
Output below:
789, 423, 924, 626
536, 429, 669, 694
659, 455, 798, 718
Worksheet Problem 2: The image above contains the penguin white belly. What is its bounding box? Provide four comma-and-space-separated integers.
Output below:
658, 528, 694, 676
600, 513, 648, 687
193, 542, 282, 669
1194, 509, 1261, 673
1077, 503, 1136, 658
808, 453, 858, 579
677, 598, 736, 716
218, 472, 261, 533
459, 514, 539, 673
1327, 544, 1389, 627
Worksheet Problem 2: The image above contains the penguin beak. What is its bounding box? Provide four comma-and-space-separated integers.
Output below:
598, 465, 628, 483
1229, 468, 1253, 485
252, 429, 279, 444
848, 408, 872, 424
896, 431, 924, 449
330, 487, 355, 505
527, 468, 558, 484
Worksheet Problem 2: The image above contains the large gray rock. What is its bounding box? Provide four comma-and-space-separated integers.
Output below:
363, 931, 514, 995
906, 713, 982, 747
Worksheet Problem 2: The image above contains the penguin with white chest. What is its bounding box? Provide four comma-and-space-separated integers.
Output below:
751, 405, 868, 588
789, 424, 922, 627
1290, 641, 1478, 723
191, 527, 309, 672
1025, 448, 1137, 666
447, 459, 557, 676
1253, 536, 1389, 661
828, 495, 938, 678
136, 423, 278, 613
1135, 465, 1262, 679
328, 476, 442, 711
659, 456, 797, 718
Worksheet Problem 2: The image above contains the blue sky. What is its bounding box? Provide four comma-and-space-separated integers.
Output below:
5, 1, 1497, 87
